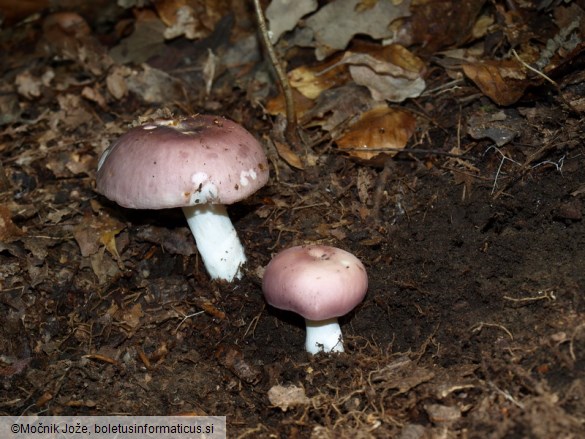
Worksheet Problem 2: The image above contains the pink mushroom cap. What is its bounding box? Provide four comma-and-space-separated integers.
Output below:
262, 245, 368, 321
96, 115, 269, 209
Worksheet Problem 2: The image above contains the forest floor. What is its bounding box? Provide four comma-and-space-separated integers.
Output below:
0, 1, 584, 438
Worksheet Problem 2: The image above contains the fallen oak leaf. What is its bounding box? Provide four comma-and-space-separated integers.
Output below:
73, 211, 125, 258
335, 105, 416, 163
462, 59, 537, 106
273, 140, 304, 170
317, 44, 426, 102
99, 227, 124, 261
288, 60, 349, 100
0, 205, 24, 243
305, 0, 411, 60
266, 0, 318, 43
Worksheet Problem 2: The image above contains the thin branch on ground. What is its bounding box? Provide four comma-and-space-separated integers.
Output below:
174, 309, 205, 333
503, 289, 556, 304
252, 0, 303, 155
569, 323, 585, 362
471, 322, 514, 340
484, 145, 522, 195
0, 160, 10, 192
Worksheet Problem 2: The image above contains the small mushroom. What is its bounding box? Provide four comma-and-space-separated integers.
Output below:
262, 245, 368, 354
96, 115, 269, 281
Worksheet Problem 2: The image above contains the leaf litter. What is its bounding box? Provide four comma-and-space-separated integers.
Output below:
0, 0, 584, 437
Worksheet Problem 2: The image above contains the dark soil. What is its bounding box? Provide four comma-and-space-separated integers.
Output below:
1, 3, 585, 439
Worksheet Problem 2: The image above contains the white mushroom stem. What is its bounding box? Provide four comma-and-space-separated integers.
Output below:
182, 204, 247, 281
304, 318, 344, 354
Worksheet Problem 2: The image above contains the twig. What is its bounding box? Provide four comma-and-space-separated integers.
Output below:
569, 323, 585, 362
511, 49, 557, 87
487, 380, 525, 409
342, 146, 465, 157
484, 145, 522, 195
371, 158, 395, 223
489, 139, 565, 199
503, 289, 556, 304
0, 160, 10, 192
174, 310, 204, 333
471, 322, 514, 340
252, 0, 303, 153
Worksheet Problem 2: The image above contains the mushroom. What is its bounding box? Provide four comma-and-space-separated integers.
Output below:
96, 115, 269, 281
262, 245, 368, 354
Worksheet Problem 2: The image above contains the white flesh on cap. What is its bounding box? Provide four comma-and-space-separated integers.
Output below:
305, 318, 344, 354
182, 204, 246, 281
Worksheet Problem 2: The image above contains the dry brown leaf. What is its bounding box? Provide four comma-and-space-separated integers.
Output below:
41, 12, 112, 76
155, 0, 230, 40
265, 88, 314, 119
289, 65, 347, 100
0, 0, 49, 27
305, 0, 411, 60
462, 60, 531, 106
73, 212, 126, 258
357, 168, 374, 204
274, 140, 304, 170
335, 105, 416, 162
106, 66, 130, 100
81, 86, 107, 109
105, 302, 144, 335
125, 64, 186, 104
424, 403, 462, 424
299, 83, 373, 133
215, 344, 262, 385
341, 44, 426, 102
266, 0, 318, 43
14, 71, 43, 100
0, 205, 23, 243
90, 247, 121, 284
409, 0, 487, 54
54, 94, 94, 131
109, 10, 166, 64
66, 151, 95, 176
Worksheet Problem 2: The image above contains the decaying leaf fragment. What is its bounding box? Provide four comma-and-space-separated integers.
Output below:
326, 44, 426, 102
299, 83, 373, 133
154, 0, 229, 40
409, 0, 487, 53
274, 140, 305, 170
215, 344, 262, 385
73, 211, 125, 259
109, 10, 166, 64
335, 105, 416, 162
0, 205, 24, 243
266, 0, 318, 43
106, 302, 144, 336
268, 384, 310, 411
305, 0, 411, 60
462, 59, 531, 106
288, 56, 350, 100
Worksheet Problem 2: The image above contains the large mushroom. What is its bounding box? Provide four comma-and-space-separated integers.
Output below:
96, 115, 269, 281
262, 245, 368, 354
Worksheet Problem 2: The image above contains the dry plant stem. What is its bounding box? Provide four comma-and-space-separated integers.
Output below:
251, 0, 302, 152
371, 158, 395, 222
0, 160, 10, 192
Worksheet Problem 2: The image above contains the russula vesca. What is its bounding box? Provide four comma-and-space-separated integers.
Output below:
96, 114, 269, 281
262, 245, 368, 354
